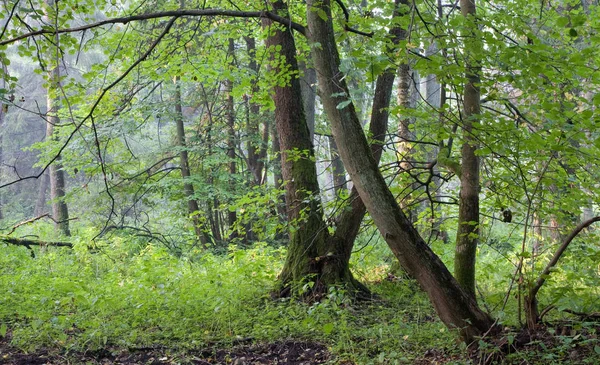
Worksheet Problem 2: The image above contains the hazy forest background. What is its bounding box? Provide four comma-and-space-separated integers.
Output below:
0, 0, 599, 363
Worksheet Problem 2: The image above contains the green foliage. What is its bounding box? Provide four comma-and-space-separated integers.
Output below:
0, 240, 455, 363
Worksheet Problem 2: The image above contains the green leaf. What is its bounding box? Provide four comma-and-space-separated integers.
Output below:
568, 28, 578, 37
323, 322, 334, 334
336, 100, 352, 110
0, 323, 6, 337
595, 345, 600, 355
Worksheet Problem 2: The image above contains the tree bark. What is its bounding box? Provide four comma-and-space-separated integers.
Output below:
328, 136, 347, 196
244, 37, 268, 186
454, 0, 481, 298
34, 171, 50, 216
174, 76, 209, 247
299, 62, 317, 142
330, 0, 408, 284
44, 5, 70, 236
305, 0, 494, 341
46, 85, 71, 237
226, 38, 239, 239
265, 0, 366, 298
0, 66, 6, 220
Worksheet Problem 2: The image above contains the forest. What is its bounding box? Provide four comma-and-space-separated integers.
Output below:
0, 0, 599, 363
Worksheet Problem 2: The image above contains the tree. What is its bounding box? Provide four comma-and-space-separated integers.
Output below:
44, 0, 70, 236
305, 0, 495, 341
174, 75, 210, 246
454, 0, 482, 298
264, 0, 366, 297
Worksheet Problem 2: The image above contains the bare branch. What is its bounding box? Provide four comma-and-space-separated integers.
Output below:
5, 214, 50, 236
529, 216, 600, 300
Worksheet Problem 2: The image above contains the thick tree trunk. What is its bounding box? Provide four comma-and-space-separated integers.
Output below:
265, 0, 365, 298
174, 76, 209, 247
305, 0, 494, 341
454, 0, 481, 298
299, 62, 317, 142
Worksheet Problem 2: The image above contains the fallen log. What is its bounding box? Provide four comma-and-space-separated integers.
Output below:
0, 236, 73, 248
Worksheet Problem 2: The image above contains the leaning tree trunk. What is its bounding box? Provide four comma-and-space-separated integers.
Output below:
305, 0, 495, 342
330, 0, 409, 287
454, 0, 482, 298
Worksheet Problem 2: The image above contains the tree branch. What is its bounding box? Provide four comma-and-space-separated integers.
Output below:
529, 216, 600, 300
0, 9, 306, 47
4, 214, 50, 236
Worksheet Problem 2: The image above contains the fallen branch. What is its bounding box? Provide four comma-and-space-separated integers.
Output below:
0, 236, 73, 248
563, 309, 600, 320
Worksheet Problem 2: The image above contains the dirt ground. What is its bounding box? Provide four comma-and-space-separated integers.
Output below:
2, 322, 599, 364
0, 335, 330, 365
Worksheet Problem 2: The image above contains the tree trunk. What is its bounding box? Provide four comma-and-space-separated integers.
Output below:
397, 61, 417, 222
328, 136, 347, 197
34, 171, 50, 216
0, 66, 6, 220
46, 86, 70, 236
226, 38, 238, 240
330, 0, 408, 286
174, 76, 209, 247
264, 0, 365, 298
270, 121, 287, 226
44, 7, 70, 237
299, 62, 317, 142
244, 37, 268, 186
454, 0, 482, 298
305, 0, 495, 341
424, 41, 447, 242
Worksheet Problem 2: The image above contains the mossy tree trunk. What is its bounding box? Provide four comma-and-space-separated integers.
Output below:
264, 0, 366, 298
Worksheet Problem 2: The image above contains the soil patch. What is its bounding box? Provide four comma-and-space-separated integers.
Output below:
0, 334, 330, 365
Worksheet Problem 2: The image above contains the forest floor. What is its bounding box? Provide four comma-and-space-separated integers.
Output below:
1, 244, 599, 364
3, 325, 599, 365
1, 334, 332, 364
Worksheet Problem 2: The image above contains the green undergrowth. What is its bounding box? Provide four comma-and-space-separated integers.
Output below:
0, 234, 599, 364
0, 240, 457, 364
